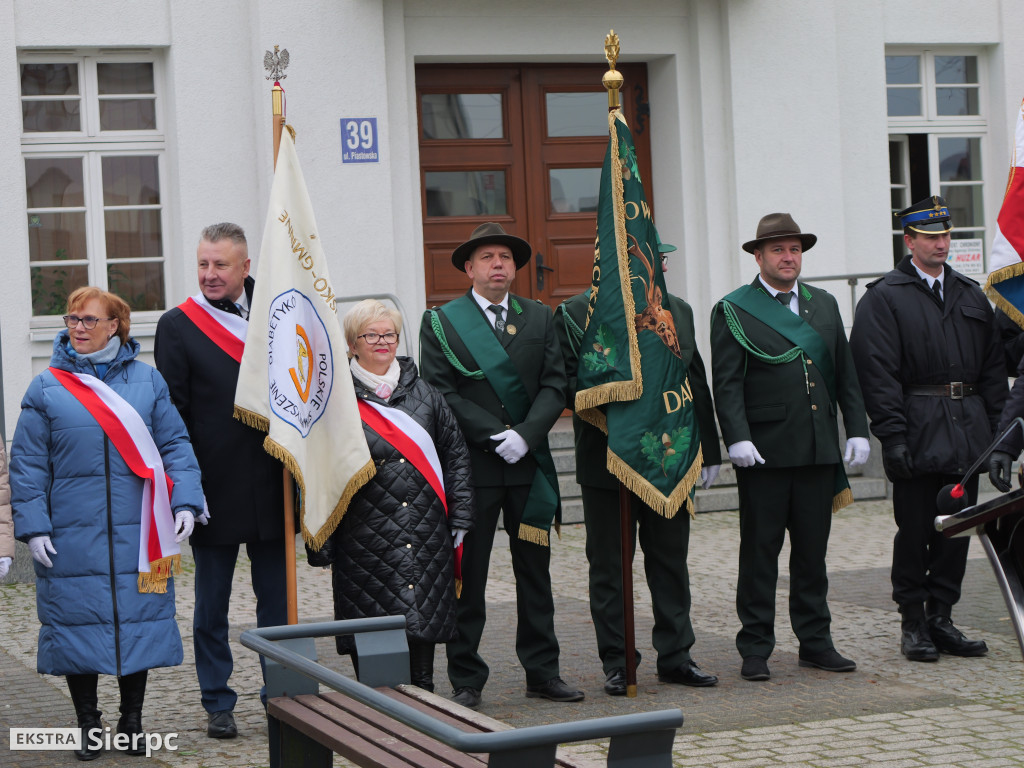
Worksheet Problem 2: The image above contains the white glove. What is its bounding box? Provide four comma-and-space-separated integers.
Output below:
490, 429, 529, 464
700, 464, 721, 490
844, 437, 871, 468
452, 528, 467, 549
195, 496, 211, 526
0, 556, 11, 579
727, 441, 765, 468
29, 536, 56, 568
174, 510, 195, 543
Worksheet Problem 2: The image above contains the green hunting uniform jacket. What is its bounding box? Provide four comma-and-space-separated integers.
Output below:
557, 290, 722, 489
710, 277, 869, 466
418, 290, 567, 488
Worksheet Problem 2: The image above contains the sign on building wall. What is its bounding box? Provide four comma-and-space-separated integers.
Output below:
340, 118, 379, 163
949, 238, 984, 276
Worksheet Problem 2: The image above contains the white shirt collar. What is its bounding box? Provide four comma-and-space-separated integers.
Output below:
471, 290, 509, 327
910, 260, 944, 288
757, 276, 799, 312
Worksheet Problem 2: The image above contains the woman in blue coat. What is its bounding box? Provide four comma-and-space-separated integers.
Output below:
11, 287, 203, 760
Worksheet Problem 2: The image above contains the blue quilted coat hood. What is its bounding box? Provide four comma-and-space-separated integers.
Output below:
11, 331, 203, 676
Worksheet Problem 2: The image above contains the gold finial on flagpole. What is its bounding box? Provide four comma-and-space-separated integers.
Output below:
603, 30, 623, 109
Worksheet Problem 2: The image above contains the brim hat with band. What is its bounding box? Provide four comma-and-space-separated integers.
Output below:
742, 212, 817, 254
897, 195, 953, 234
451, 222, 533, 270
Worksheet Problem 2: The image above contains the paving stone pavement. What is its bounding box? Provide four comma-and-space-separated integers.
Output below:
2, 497, 1023, 767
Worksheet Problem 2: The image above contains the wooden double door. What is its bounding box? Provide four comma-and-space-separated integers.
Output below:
416, 63, 653, 311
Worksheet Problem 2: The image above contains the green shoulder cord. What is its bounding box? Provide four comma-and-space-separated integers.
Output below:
721, 300, 810, 393
560, 306, 585, 358
428, 309, 486, 380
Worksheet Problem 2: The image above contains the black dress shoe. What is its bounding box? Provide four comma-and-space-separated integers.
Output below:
798, 647, 856, 672
525, 677, 585, 702
901, 619, 940, 662
928, 616, 988, 657
207, 710, 238, 739
657, 660, 718, 687
741, 655, 770, 681
451, 687, 482, 709
604, 668, 627, 696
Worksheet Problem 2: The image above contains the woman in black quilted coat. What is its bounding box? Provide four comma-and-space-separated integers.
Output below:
317, 299, 474, 691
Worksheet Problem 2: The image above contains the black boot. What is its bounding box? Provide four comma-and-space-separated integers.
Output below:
408, 642, 435, 692
117, 670, 148, 756
66, 674, 102, 761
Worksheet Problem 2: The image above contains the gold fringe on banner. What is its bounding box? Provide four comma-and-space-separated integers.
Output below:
985, 261, 1024, 331
517, 523, 550, 547
138, 554, 181, 594
260, 435, 377, 553
233, 405, 270, 432
455, 578, 462, 600
575, 109, 644, 419
607, 445, 704, 519
832, 487, 854, 514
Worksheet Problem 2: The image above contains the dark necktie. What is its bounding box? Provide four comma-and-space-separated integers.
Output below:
488, 304, 505, 335
931, 279, 943, 305
775, 291, 794, 309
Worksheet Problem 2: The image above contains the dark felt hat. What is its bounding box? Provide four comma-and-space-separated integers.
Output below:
898, 195, 953, 234
451, 222, 533, 270
742, 212, 817, 254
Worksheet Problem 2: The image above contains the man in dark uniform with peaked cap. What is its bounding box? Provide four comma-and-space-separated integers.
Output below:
851, 196, 1007, 662
418, 222, 583, 710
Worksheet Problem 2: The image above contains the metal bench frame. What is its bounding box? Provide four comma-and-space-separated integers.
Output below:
242, 616, 683, 768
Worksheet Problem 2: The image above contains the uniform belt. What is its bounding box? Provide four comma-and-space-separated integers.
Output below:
904, 383, 977, 399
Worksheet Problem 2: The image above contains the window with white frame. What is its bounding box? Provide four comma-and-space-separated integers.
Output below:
886, 50, 987, 269
20, 53, 167, 317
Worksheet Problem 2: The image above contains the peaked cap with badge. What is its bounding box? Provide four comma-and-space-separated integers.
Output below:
897, 195, 953, 234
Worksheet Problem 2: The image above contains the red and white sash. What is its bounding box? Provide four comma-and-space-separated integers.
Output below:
49, 367, 181, 594
178, 293, 248, 363
357, 399, 463, 592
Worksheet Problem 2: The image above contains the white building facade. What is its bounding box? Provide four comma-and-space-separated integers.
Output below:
1, 0, 1022, 435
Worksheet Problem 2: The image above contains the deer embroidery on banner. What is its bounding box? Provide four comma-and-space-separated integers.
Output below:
629, 233, 681, 358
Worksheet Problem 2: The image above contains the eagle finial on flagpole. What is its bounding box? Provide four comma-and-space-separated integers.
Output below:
603, 30, 623, 109
264, 44, 290, 81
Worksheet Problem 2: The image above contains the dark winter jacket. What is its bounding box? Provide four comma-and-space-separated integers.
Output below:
850, 256, 1007, 476
315, 357, 475, 649
11, 333, 204, 676
154, 277, 285, 545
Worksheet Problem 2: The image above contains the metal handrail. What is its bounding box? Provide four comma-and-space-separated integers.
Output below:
801, 272, 888, 313
241, 618, 683, 754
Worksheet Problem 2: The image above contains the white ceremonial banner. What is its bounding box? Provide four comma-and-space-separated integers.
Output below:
234, 129, 374, 549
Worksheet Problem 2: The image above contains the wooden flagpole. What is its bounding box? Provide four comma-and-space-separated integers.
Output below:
266, 46, 298, 625
604, 32, 637, 698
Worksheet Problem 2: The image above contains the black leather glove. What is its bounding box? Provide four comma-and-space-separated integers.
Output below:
989, 450, 1015, 493
305, 536, 336, 568
882, 444, 914, 482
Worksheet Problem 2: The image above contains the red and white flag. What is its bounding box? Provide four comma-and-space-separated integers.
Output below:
985, 97, 1024, 327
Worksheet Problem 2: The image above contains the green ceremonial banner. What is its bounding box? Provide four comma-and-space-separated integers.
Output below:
575, 109, 703, 518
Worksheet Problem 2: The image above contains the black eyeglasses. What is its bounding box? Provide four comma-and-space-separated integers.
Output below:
357, 332, 399, 345
63, 315, 113, 330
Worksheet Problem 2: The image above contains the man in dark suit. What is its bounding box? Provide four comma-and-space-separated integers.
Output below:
852, 197, 1006, 662
154, 223, 286, 738
419, 222, 582, 710
556, 247, 722, 696
710, 213, 870, 682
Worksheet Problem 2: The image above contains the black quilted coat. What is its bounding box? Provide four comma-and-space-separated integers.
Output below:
319, 357, 475, 649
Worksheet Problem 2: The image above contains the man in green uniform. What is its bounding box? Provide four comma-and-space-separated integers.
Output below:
556, 250, 722, 695
419, 222, 583, 710
710, 213, 870, 682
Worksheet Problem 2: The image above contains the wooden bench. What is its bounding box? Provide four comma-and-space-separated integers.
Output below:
242, 617, 683, 768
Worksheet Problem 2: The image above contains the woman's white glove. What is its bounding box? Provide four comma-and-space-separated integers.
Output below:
844, 437, 871, 468
490, 429, 529, 464
174, 510, 195, 543
29, 536, 56, 568
727, 441, 765, 468
0, 556, 12, 579
700, 464, 721, 490
452, 528, 467, 549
